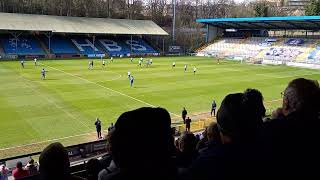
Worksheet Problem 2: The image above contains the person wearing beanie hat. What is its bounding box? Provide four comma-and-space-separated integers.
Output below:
186, 89, 265, 180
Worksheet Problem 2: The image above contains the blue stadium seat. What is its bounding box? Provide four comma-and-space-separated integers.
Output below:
308, 50, 318, 59
43, 36, 79, 54
1, 36, 45, 55
120, 37, 158, 54
97, 36, 159, 57
70, 36, 104, 55
97, 37, 131, 57
286, 38, 304, 45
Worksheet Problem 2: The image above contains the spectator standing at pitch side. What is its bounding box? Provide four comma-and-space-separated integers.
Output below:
95, 118, 102, 139
182, 107, 188, 123
211, 100, 217, 116
185, 117, 192, 132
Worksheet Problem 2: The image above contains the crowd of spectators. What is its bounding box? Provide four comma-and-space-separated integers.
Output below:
1, 77, 319, 180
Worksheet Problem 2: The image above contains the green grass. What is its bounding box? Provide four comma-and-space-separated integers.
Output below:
0, 56, 319, 157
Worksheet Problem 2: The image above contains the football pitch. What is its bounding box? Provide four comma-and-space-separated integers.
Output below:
0, 56, 319, 158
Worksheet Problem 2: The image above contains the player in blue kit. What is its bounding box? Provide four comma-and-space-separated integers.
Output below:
130, 76, 134, 87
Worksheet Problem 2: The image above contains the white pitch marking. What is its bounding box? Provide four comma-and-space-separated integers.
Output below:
0, 130, 107, 151
40, 63, 180, 118
18, 73, 92, 131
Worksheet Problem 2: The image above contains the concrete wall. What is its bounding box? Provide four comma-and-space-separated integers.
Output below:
207, 25, 224, 42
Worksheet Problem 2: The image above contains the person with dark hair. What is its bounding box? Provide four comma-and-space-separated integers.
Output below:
1, 164, 9, 180
243, 88, 266, 120
0, 164, 9, 180
197, 122, 221, 153
86, 158, 102, 180
176, 132, 199, 170
182, 107, 187, 123
210, 100, 217, 116
185, 117, 191, 132
108, 123, 114, 132
25, 159, 38, 176
206, 122, 221, 143
98, 129, 118, 180
39, 142, 86, 180
102, 107, 177, 180
187, 89, 265, 180
12, 161, 29, 179
95, 118, 102, 139
259, 78, 320, 179
195, 129, 208, 152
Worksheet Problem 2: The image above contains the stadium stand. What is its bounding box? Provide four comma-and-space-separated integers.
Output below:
199, 36, 320, 65
0, 35, 45, 55
70, 36, 105, 55
0, 35, 160, 57
196, 16, 320, 69
97, 37, 131, 57
0, 13, 166, 59
0, 34, 160, 57
120, 36, 159, 54
42, 35, 79, 54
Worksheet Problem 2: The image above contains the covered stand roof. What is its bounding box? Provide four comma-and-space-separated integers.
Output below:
197, 16, 320, 30
0, 12, 168, 35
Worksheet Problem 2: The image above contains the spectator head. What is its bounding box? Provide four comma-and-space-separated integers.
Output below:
105, 128, 115, 153
16, 162, 23, 169
282, 78, 319, 117
217, 91, 265, 144
111, 107, 174, 170
39, 142, 70, 180
243, 88, 266, 118
86, 158, 102, 180
171, 127, 176, 135
195, 134, 200, 141
28, 159, 34, 166
178, 132, 197, 154
206, 122, 220, 142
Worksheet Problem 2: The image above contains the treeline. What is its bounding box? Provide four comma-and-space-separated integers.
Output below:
0, 0, 289, 26
0, 0, 317, 52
